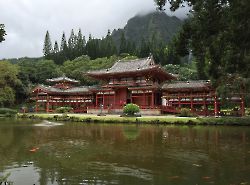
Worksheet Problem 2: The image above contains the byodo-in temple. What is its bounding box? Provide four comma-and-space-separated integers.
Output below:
32, 55, 245, 116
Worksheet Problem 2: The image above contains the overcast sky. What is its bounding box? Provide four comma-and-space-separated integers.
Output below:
0, 0, 188, 59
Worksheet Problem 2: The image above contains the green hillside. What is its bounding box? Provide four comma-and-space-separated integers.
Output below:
111, 11, 183, 47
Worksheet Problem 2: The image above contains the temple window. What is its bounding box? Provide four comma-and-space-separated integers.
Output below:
136, 77, 146, 83
120, 78, 134, 83
108, 79, 114, 84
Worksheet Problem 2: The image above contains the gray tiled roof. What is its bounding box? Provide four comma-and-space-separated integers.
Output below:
46, 75, 79, 83
35, 85, 91, 94
162, 81, 212, 90
88, 56, 156, 75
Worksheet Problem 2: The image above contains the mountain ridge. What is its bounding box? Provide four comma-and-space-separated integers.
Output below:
111, 11, 183, 47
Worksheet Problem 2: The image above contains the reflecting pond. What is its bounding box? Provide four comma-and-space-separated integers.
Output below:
0, 119, 250, 185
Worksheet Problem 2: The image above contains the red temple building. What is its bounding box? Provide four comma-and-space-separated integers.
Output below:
32, 55, 245, 116
161, 81, 218, 116
86, 55, 176, 114
32, 75, 93, 113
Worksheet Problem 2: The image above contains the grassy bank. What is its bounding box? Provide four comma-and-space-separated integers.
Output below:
17, 113, 250, 126
0, 108, 18, 118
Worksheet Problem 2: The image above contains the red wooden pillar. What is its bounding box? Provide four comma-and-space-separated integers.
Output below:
178, 96, 181, 109
143, 91, 146, 108
191, 97, 193, 111
151, 91, 154, 108
102, 92, 105, 107
95, 93, 98, 107
35, 92, 38, 112
46, 94, 49, 113
241, 96, 245, 116
130, 90, 133, 105
214, 95, 218, 116
203, 97, 207, 116
113, 91, 116, 108
55, 99, 58, 111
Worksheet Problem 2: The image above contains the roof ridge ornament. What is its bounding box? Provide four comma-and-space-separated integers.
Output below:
148, 53, 153, 59
148, 53, 155, 65
46, 75, 79, 83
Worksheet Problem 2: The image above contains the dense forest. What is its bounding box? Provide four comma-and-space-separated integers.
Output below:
43, 12, 184, 65
0, 0, 250, 108
156, 0, 250, 102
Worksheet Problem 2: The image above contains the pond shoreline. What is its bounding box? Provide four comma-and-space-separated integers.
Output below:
17, 113, 250, 126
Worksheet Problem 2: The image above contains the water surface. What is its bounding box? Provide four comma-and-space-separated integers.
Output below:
0, 119, 250, 185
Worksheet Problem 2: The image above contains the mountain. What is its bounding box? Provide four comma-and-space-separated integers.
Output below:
111, 11, 183, 48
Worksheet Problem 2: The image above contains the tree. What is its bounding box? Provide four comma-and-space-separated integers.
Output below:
119, 32, 127, 54
18, 58, 40, 83
0, 61, 21, 107
138, 38, 150, 58
101, 30, 117, 57
0, 86, 15, 107
51, 41, 62, 65
35, 60, 62, 83
75, 29, 86, 57
0, 24, 6, 43
17, 59, 62, 84
164, 64, 198, 81
126, 40, 136, 56
68, 29, 76, 50
60, 55, 119, 85
68, 29, 77, 60
60, 32, 67, 51
154, 0, 167, 10
15, 70, 30, 104
43, 31, 53, 59
59, 32, 68, 63
85, 36, 101, 60
53, 41, 59, 53
162, 42, 181, 65
156, 0, 250, 81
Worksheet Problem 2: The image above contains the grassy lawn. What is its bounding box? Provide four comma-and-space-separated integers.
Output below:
16, 113, 250, 126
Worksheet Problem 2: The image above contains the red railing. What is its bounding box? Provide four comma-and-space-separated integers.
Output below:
87, 105, 160, 110
161, 106, 180, 113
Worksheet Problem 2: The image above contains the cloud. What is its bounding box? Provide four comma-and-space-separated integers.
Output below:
0, 0, 188, 59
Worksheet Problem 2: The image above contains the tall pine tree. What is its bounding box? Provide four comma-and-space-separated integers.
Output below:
119, 32, 127, 54
138, 38, 150, 58
60, 32, 67, 51
104, 30, 117, 57
0, 24, 6, 43
68, 29, 76, 60
53, 41, 59, 53
43, 30, 52, 59
52, 41, 61, 65
76, 28, 86, 57
60, 32, 68, 64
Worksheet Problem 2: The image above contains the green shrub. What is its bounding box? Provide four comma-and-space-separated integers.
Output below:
179, 108, 193, 117
0, 108, 17, 116
245, 108, 250, 116
55, 107, 73, 113
123, 103, 140, 116
18, 113, 29, 118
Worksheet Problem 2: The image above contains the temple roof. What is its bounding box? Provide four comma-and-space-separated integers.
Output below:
88, 56, 155, 74
32, 85, 91, 95
162, 81, 212, 92
86, 55, 176, 81
46, 75, 79, 84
